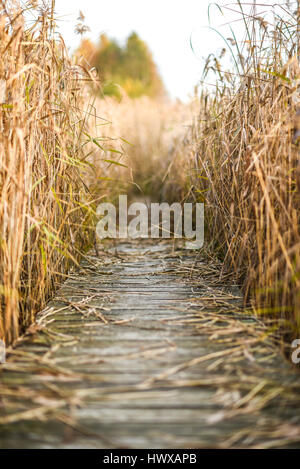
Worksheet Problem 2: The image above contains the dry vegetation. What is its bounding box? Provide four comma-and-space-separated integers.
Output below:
0, 1, 95, 345
0, 0, 300, 348
187, 8, 300, 336
191, 65, 300, 334
86, 95, 197, 201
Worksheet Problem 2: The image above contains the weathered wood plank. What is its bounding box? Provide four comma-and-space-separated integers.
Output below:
0, 240, 300, 449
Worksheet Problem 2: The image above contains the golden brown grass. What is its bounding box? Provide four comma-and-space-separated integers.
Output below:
191, 71, 300, 329
188, 13, 300, 335
1, 0, 299, 347
0, 1, 95, 345
86, 95, 197, 202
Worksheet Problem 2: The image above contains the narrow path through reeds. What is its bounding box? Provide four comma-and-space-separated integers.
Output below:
0, 240, 300, 449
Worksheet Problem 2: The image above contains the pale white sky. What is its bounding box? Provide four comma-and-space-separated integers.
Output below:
52, 0, 290, 100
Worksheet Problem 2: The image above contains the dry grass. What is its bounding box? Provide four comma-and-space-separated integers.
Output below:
1, 0, 299, 346
186, 8, 300, 335
0, 1, 95, 345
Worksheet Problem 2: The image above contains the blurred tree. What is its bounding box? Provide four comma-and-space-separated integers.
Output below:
76, 32, 165, 99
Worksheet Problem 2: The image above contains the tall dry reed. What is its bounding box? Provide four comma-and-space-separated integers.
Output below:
0, 1, 94, 345
87, 95, 197, 202
186, 6, 300, 334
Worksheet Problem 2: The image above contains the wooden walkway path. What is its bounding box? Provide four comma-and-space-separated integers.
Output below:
1, 241, 300, 448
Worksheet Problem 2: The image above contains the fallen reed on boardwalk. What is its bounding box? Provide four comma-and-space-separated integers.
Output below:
0, 2, 94, 345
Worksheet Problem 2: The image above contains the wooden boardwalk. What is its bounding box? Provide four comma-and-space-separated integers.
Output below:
1, 241, 300, 448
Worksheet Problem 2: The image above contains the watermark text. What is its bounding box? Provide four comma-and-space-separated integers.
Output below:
96, 196, 204, 249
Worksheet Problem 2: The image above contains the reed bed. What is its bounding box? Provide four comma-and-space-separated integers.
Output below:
0, 2, 94, 345
1, 0, 299, 347
86, 95, 197, 201
86, 5, 300, 336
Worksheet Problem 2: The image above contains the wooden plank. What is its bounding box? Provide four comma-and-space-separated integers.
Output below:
0, 240, 300, 449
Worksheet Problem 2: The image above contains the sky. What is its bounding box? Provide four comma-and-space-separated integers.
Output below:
52, 0, 288, 100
